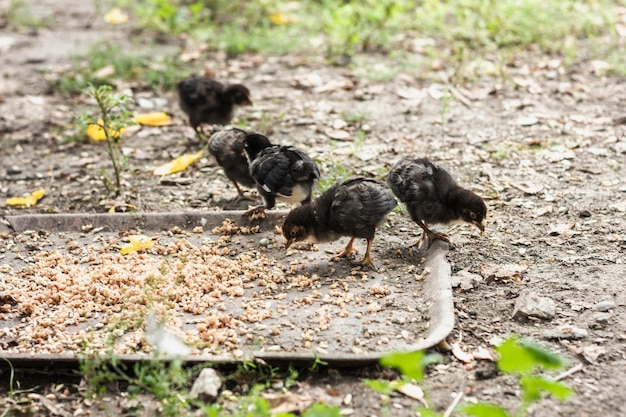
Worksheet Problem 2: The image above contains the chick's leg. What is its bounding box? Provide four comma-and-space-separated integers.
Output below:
358, 239, 379, 271
415, 221, 449, 248
242, 190, 273, 219
333, 237, 357, 259
241, 205, 266, 219
232, 182, 256, 202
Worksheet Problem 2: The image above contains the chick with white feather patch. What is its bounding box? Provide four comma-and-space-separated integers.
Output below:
242, 134, 320, 218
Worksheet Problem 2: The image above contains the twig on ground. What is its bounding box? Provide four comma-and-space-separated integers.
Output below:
440, 74, 472, 108
554, 363, 583, 381
443, 390, 464, 417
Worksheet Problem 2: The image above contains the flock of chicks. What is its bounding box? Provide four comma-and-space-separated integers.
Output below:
176, 76, 487, 270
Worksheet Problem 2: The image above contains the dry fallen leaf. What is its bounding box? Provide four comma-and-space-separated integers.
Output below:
472, 346, 496, 361
104, 7, 129, 25
153, 150, 204, 176
120, 235, 154, 255
264, 392, 312, 414
582, 345, 607, 364
451, 342, 474, 363
325, 129, 351, 141
134, 112, 172, 126
5, 189, 46, 207
396, 383, 427, 407
269, 12, 297, 25
480, 262, 528, 283
512, 181, 544, 195
86, 119, 124, 141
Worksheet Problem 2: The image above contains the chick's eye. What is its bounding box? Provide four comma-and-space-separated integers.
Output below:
470, 212, 477, 220
290, 230, 298, 237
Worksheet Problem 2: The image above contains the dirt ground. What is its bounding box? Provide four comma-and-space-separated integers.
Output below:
1, 0, 626, 416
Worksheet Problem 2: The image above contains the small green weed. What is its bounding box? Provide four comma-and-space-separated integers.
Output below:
319, 0, 414, 58
4, 0, 55, 29
116, 0, 209, 35
370, 336, 573, 417
77, 84, 135, 196
55, 44, 188, 95
79, 348, 197, 416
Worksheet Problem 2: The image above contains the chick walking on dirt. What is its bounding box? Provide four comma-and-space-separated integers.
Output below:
176, 76, 252, 137
387, 157, 486, 248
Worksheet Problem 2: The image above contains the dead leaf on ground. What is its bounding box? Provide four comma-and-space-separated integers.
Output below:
395, 87, 426, 101
86, 119, 124, 141
480, 263, 528, 283
290, 72, 323, 89
538, 147, 576, 162
531, 205, 553, 218
93, 65, 116, 78
263, 391, 312, 414
313, 78, 355, 93
473, 346, 496, 361
396, 383, 427, 407
451, 342, 474, 363
512, 181, 544, 195
5, 189, 46, 207
548, 222, 579, 238
269, 12, 298, 25
153, 150, 204, 176
325, 129, 352, 141
104, 7, 129, 25
120, 235, 154, 255
582, 345, 607, 364
134, 112, 173, 126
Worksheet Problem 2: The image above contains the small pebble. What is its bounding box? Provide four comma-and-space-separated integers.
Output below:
593, 300, 615, 312
589, 312, 612, 329
542, 324, 588, 340
579, 210, 592, 218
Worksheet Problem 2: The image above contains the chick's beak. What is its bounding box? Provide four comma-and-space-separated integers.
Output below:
285, 237, 295, 249
474, 221, 485, 234
244, 95, 253, 106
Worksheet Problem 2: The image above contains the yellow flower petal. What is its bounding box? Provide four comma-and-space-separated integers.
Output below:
153, 150, 204, 176
6, 189, 46, 207
134, 112, 172, 126
270, 12, 296, 25
104, 8, 129, 25
86, 118, 124, 141
120, 235, 153, 255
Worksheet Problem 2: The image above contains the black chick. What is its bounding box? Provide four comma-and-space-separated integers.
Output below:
282, 177, 397, 271
243, 134, 320, 217
207, 127, 262, 200
176, 76, 252, 136
387, 157, 487, 248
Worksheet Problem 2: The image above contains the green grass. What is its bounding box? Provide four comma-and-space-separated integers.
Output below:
4, 0, 56, 29
114, 0, 622, 70
54, 43, 192, 95
78, 349, 340, 417
45, 0, 623, 93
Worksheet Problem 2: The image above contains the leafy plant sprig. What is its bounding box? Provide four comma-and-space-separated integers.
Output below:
370, 336, 573, 417
78, 84, 135, 196
461, 336, 573, 417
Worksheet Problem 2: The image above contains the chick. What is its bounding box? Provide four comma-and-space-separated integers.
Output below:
282, 177, 397, 271
207, 127, 260, 200
243, 134, 320, 217
176, 76, 252, 136
387, 157, 486, 248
